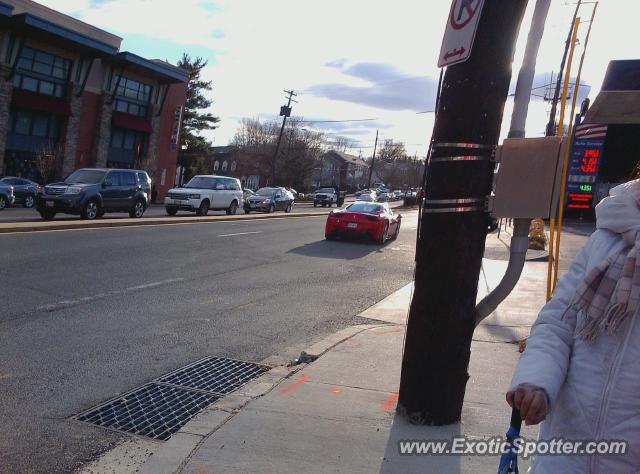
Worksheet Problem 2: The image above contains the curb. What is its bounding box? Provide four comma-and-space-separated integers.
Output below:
0, 211, 326, 234
138, 324, 388, 474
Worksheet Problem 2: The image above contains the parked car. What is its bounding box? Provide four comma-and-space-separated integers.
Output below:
0, 177, 42, 208
356, 191, 377, 202
244, 187, 294, 213
325, 202, 401, 244
243, 188, 256, 200
165, 175, 243, 216
0, 181, 15, 210
36, 168, 151, 220
313, 186, 346, 207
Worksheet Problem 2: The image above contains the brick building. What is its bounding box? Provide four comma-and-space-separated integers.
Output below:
209, 146, 269, 191
0, 0, 188, 200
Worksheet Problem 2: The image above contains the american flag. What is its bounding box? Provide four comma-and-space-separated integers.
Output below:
574, 123, 608, 140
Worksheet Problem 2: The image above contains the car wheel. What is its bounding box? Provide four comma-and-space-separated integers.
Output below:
325, 232, 335, 241
244, 208, 251, 214
39, 209, 56, 220
24, 194, 36, 208
267, 204, 275, 213
226, 200, 238, 215
196, 199, 210, 216
129, 199, 146, 218
285, 203, 293, 213
0, 195, 6, 210
313, 202, 318, 208
166, 206, 178, 216
81, 200, 99, 220
378, 222, 389, 245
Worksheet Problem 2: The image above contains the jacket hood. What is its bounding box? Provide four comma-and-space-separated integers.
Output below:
595, 179, 640, 236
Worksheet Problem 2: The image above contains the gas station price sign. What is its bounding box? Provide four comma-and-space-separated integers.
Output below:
566, 137, 606, 210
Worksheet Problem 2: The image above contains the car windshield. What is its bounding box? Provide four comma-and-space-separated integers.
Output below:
64, 170, 106, 184
318, 188, 334, 193
184, 177, 215, 189
256, 188, 277, 196
347, 203, 383, 213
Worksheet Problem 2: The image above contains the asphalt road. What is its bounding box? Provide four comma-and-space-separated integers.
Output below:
0, 210, 418, 473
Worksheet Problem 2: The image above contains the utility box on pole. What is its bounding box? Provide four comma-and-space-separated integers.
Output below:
490, 137, 566, 219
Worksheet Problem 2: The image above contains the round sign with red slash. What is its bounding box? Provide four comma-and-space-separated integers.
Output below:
450, 0, 482, 30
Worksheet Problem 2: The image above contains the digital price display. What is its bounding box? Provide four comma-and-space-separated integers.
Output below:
566, 133, 606, 210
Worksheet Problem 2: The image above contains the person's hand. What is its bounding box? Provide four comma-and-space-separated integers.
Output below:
506, 384, 549, 426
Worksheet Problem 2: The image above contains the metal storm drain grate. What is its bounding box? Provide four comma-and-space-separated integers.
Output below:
158, 356, 270, 395
74, 357, 270, 441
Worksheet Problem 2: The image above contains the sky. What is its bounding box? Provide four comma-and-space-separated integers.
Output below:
42, 0, 638, 158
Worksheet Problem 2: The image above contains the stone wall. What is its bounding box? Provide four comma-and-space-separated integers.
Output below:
61, 84, 83, 176
144, 104, 161, 175
94, 92, 113, 167
0, 65, 13, 174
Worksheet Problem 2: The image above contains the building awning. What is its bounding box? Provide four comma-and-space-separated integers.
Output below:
112, 111, 153, 133
583, 91, 640, 125
12, 89, 72, 115
9, 13, 118, 56
0, 1, 13, 18
104, 52, 188, 84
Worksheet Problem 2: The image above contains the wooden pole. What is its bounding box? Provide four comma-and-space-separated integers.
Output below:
398, 0, 528, 425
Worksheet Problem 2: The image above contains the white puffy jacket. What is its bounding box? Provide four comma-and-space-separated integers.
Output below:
510, 185, 640, 473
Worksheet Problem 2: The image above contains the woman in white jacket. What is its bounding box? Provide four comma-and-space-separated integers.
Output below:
507, 178, 640, 473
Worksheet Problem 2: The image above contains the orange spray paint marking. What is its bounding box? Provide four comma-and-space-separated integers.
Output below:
279, 373, 310, 396
382, 392, 399, 411
329, 386, 342, 394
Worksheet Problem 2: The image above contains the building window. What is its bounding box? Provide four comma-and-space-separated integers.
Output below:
114, 76, 152, 117
213, 161, 220, 171
13, 46, 70, 98
110, 127, 146, 152
230, 161, 237, 172
9, 109, 60, 139
222, 161, 228, 171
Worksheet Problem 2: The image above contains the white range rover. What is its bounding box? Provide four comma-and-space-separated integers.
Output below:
165, 175, 243, 216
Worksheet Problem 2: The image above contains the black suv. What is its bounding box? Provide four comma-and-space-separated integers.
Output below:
37, 168, 151, 220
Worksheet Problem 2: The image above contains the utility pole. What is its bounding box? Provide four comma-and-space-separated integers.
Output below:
272, 89, 297, 185
367, 130, 378, 188
545, 0, 582, 137
509, 0, 551, 139
398, 0, 528, 425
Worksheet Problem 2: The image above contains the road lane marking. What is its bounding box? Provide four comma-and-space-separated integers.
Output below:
217, 231, 263, 238
0, 215, 329, 236
37, 278, 185, 313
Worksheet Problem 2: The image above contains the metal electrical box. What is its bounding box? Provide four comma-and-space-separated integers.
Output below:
489, 136, 566, 219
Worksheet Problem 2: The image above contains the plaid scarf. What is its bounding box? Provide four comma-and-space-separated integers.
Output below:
564, 180, 640, 342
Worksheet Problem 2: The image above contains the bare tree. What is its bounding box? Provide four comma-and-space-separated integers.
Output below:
232, 117, 325, 190
330, 135, 356, 153
35, 142, 65, 184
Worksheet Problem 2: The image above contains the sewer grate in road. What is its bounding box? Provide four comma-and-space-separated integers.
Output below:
74, 357, 270, 440
75, 383, 218, 441
157, 356, 270, 395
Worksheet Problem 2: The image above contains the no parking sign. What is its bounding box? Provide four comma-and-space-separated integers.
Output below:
438, 0, 485, 67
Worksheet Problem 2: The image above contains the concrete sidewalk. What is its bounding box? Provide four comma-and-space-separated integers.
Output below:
113, 224, 589, 474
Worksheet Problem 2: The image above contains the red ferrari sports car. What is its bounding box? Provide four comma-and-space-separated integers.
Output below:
325, 202, 401, 244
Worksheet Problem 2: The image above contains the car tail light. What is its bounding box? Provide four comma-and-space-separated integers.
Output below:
366, 214, 381, 222
329, 212, 343, 219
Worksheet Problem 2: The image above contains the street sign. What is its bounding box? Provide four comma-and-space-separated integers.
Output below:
438, 0, 485, 68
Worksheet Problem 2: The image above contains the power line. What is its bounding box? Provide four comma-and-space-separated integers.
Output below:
298, 118, 379, 123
